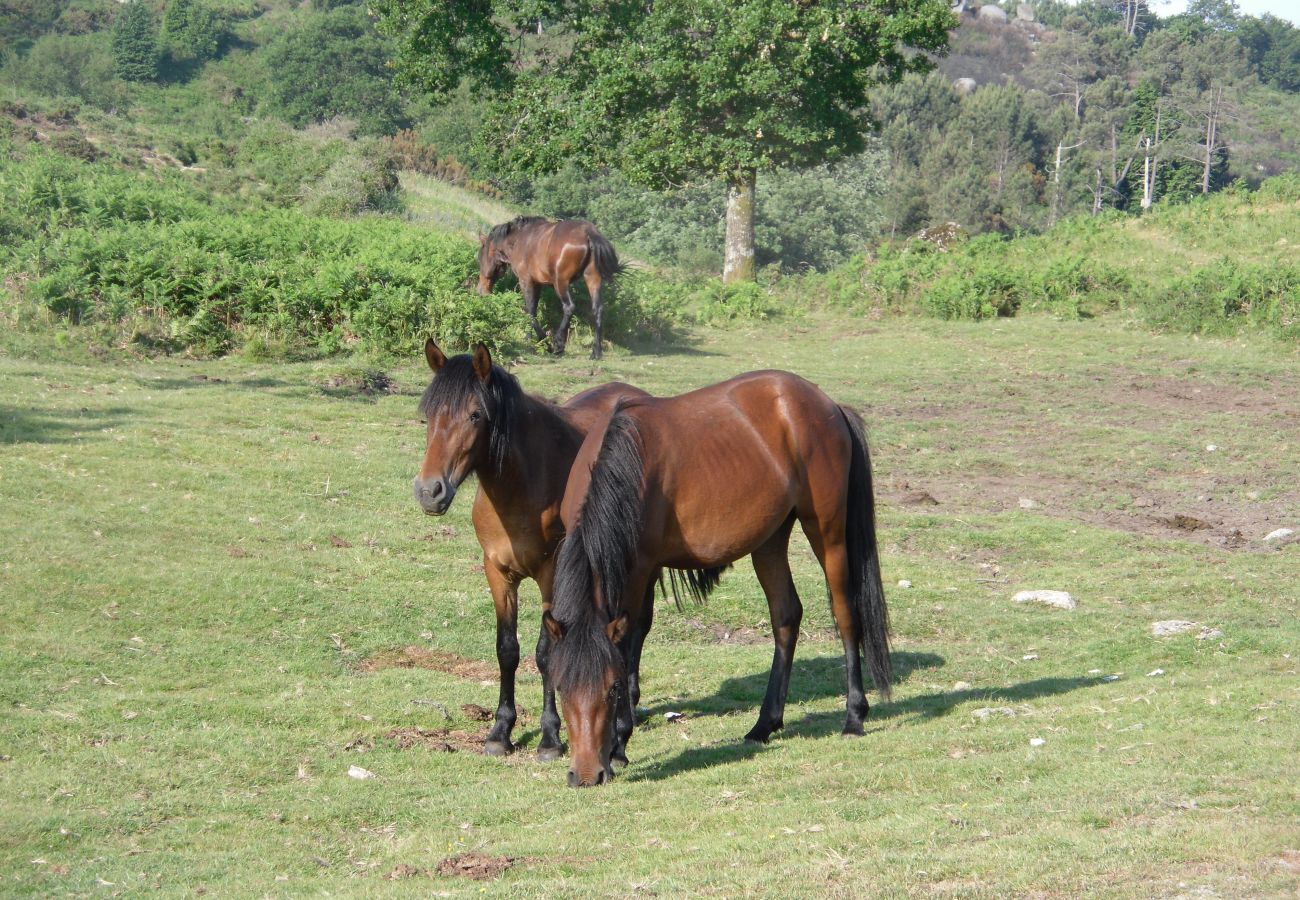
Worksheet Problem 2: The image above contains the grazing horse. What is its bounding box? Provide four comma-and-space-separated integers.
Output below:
543, 371, 892, 787
477, 216, 622, 359
412, 339, 650, 758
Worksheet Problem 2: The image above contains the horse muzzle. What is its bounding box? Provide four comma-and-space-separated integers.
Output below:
413, 476, 457, 516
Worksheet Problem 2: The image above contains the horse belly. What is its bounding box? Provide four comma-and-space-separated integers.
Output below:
657, 464, 795, 568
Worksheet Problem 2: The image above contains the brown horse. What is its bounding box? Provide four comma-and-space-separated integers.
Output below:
542, 371, 892, 787
477, 216, 622, 359
413, 340, 650, 758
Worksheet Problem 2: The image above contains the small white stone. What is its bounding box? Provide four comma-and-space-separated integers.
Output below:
1263, 527, 1295, 542
953, 681, 972, 691
1102, 674, 1121, 682
664, 711, 684, 721
1205, 444, 1218, 452
347, 765, 376, 780
1088, 668, 1102, 675
972, 707, 1016, 719
1146, 668, 1165, 677
1018, 497, 1039, 509
1029, 738, 1046, 747
1197, 628, 1224, 641
1152, 620, 1198, 637
897, 579, 913, 589
1013, 590, 1076, 610
1022, 654, 1039, 661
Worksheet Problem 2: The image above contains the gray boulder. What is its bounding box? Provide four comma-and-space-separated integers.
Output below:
979, 4, 1009, 23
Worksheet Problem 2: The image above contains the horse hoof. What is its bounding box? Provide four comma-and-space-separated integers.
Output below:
743, 729, 771, 744
536, 744, 565, 762
483, 740, 513, 757
841, 723, 866, 737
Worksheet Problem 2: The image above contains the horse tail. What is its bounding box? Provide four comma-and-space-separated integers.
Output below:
839, 405, 892, 699
587, 227, 624, 281
662, 566, 728, 611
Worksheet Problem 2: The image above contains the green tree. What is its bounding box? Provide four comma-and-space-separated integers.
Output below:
262, 7, 407, 136
376, 0, 953, 281
161, 0, 226, 64
111, 0, 159, 83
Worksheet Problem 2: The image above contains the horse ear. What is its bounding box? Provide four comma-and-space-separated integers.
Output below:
425, 338, 447, 372
543, 609, 565, 641
478, 231, 486, 245
471, 343, 492, 383
606, 614, 628, 644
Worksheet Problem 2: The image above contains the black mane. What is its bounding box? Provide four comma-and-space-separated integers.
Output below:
418, 353, 522, 474
548, 411, 645, 695
486, 215, 551, 245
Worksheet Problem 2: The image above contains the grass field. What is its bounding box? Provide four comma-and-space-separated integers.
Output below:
2, 314, 1298, 897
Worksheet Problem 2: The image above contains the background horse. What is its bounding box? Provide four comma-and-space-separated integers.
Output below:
543, 371, 892, 787
413, 340, 650, 758
477, 216, 623, 359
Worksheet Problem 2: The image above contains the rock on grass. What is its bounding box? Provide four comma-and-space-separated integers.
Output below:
1012, 590, 1076, 610
1151, 620, 1198, 637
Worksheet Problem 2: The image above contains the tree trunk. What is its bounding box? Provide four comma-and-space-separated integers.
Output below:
723, 171, 756, 283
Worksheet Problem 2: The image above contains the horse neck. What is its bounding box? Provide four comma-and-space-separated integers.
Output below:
476, 391, 580, 508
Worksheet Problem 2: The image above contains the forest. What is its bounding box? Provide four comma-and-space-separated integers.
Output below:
2, 0, 1299, 356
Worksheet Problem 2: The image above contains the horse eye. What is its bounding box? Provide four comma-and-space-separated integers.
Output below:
469, 410, 482, 423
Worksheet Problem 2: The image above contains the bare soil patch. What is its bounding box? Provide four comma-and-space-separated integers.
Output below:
683, 618, 768, 645
872, 364, 1300, 551
385, 726, 487, 753
435, 853, 513, 880
358, 646, 538, 679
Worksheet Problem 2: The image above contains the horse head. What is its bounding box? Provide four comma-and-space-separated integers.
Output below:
544, 608, 628, 787
477, 232, 508, 296
413, 339, 505, 515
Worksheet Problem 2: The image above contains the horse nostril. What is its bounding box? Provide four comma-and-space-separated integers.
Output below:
595, 769, 607, 786
567, 769, 579, 788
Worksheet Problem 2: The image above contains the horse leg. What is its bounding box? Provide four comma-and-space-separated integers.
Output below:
745, 517, 803, 744
805, 527, 871, 736
584, 269, 604, 360
611, 581, 656, 768
483, 562, 521, 756
551, 280, 576, 356
520, 280, 546, 343
626, 581, 656, 713
533, 616, 567, 760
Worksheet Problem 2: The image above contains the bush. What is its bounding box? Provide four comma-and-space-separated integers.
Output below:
299, 141, 399, 218
1, 151, 529, 357
111, 0, 159, 83
2, 32, 129, 110
261, 7, 406, 137
1140, 260, 1300, 339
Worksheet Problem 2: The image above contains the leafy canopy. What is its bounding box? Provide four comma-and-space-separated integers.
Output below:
376, 0, 953, 187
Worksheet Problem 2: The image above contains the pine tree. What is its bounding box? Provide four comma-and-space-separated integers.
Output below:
112, 0, 158, 82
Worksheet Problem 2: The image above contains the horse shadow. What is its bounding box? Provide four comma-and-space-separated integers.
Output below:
658, 650, 946, 720
0, 404, 134, 445
623, 668, 1106, 783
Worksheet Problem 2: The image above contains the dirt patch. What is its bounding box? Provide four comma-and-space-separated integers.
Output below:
435, 853, 513, 880
684, 618, 768, 645
385, 864, 427, 880
459, 703, 494, 721
322, 371, 398, 396
386, 726, 487, 753
358, 646, 538, 680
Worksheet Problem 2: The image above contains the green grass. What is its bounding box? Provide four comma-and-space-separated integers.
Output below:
400, 170, 521, 237
1, 314, 1298, 897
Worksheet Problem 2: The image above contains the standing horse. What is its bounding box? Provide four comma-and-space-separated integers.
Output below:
543, 371, 892, 787
477, 216, 622, 359
413, 339, 651, 758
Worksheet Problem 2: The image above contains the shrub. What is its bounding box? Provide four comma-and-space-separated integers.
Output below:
111, 0, 159, 83
299, 141, 400, 218
1141, 260, 1300, 339
2, 32, 129, 110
